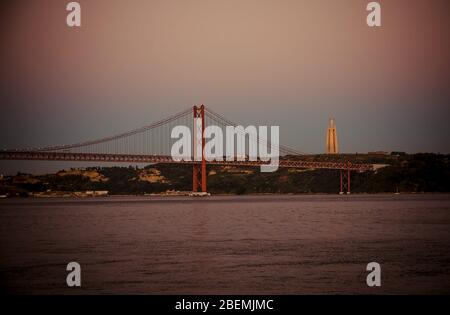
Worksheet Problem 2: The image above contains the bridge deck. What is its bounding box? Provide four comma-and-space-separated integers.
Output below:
0, 151, 374, 171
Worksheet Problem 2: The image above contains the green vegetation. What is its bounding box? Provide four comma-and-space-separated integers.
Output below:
1, 153, 449, 196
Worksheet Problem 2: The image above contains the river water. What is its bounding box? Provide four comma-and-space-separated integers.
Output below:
0, 194, 449, 294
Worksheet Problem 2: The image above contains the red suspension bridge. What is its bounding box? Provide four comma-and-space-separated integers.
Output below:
0, 105, 373, 194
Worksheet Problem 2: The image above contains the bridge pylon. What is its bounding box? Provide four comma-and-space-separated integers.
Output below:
339, 167, 351, 194
192, 105, 207, 193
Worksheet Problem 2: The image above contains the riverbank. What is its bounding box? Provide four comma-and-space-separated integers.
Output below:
1, 191, 449, 199
1, 153, 449, 196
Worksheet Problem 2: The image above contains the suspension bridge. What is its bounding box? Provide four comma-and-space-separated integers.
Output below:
0, 105, 373, 194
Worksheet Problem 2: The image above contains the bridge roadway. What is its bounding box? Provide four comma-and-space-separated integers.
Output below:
0, 150, 374, 171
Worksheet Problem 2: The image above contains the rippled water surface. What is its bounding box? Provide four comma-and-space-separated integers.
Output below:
1, 194, 450, 294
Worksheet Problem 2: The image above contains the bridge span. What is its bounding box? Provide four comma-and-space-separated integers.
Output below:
0, 150, 373, 172
0, 105, 374, 194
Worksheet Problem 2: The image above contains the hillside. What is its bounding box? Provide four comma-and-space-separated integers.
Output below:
1, 153, 449, 196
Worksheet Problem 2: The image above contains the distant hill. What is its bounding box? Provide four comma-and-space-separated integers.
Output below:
1, 153, 449, 196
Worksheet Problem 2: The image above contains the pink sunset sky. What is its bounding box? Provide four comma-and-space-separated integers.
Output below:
0, 0, 449, 173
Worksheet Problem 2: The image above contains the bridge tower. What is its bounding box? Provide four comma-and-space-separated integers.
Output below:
192, 105, 207, 192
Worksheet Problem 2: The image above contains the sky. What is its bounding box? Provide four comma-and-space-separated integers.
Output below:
0, 0, 449, 174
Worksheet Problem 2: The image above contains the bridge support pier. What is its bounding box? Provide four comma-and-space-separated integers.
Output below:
192, 105, 207, 193
339, 169, 351, 194
192, 163, 207, 193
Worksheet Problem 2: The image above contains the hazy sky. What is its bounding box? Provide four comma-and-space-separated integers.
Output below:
0, 0, 449, 174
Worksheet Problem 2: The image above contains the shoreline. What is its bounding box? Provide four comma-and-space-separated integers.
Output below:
1, 191, 450, 199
